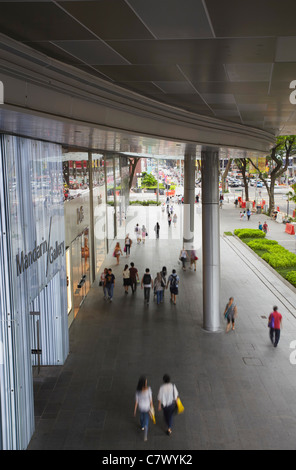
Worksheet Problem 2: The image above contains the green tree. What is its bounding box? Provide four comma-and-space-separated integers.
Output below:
249, 135, 296, 215
141, 172, 158, 188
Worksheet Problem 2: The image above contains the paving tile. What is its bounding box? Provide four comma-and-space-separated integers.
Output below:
27, 203, 296, 450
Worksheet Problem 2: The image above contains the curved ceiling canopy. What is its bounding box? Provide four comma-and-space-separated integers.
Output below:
1, 0, 295, 155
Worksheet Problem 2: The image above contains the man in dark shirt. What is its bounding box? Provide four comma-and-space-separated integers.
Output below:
129, 262, 139, 293
104, 268, 115, 302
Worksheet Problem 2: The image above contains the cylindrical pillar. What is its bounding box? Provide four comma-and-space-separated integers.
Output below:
183, 146, 196, 249
201, 147, 221, 332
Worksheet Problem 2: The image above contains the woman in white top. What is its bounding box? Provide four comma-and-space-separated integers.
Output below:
134, 376, 153, 441
122, 264, 130, 294
158, 374, 179, 436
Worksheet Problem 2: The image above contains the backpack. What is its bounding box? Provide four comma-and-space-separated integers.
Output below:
170, 275, 177, 287
143, 273, 151, 284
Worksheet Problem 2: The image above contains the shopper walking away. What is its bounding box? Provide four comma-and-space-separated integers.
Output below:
114, 242, 123, 265
135, 223, 141, 244
268, 306, 283, 347
173, 213, 177, 227
247, 209, 251, 221
190, 246, 198, 271
141, 268, 153, 305
179, 248, 189, 271
154, 272, 165, 305
104, 268, 115, 302
124, 234, 132, 256
154, 222, 160, 239
167, 269, 179, 305
129, 262, 139, 294
123, 264, 130, 294
100, 268, 108, 300
157, 374, 179, 436
168, 214, 172, 227
142, 225, 147, 244
224, 297, 237, 332
134, 376, 153, 442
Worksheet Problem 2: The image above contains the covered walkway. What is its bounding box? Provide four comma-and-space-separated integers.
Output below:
28, 202, 296, 450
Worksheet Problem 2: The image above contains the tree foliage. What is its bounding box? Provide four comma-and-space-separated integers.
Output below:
248, 135, 296, 214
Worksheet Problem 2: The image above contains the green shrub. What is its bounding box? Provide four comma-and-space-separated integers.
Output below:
234, 229, 266, 239
262, 250, 296, 269
286, 271, 296, 287
247, 239, 278, 251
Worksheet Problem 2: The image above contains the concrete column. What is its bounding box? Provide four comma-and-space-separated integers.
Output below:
201, 147, 221, 332
183, 145, 196, 249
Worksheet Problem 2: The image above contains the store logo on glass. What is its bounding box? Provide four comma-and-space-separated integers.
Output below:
0, 81, 3, 104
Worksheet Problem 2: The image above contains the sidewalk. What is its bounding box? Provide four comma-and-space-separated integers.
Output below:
28, 202, 296, 450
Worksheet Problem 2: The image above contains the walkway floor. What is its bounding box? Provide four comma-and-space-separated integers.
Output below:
28, 201, 296, 450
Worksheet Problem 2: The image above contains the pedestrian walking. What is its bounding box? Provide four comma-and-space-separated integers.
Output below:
141, 268, 153, 305
113, 242, 122, 265
129, 262, 139, 293
142, 225, 147, 244
134, 376, 153, 442
258, 221, 263, 231
224, 297, 238, 332
263, 221, 269, 234
168, 213, 172, 227
124, 234, 132, 256
268, 306, 283, 348
135, 223, 141, 244
154, 222, 160, 239
154, 272, 165, 305
189, 247, 198, 271
104, 268, 115, 302
167, 269, 179, 305
100, 268, 108, 300
157, 374, 179, 436
247, 209, 251, 221
179, 248, 189, 271
173, 213, 177, 227
123, 264, 130, 294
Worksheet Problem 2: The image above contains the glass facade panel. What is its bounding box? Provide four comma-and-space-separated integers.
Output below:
0, 135, 68, 450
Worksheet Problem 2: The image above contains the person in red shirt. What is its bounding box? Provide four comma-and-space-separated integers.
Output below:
268, 306, 283, 347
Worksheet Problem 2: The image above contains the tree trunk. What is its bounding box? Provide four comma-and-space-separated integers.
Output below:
128, 157, 140, 190
222, 158, 232, 193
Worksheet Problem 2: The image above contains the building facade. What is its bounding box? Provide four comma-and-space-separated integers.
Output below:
0, 134, 129, 449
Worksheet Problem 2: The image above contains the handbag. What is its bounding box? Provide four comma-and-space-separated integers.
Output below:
149, 405, 156, 424
268, 314, 275, 329
176, 397, 184, 414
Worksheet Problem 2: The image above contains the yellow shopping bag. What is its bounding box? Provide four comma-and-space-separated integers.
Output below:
149, 405, 156, 424
176, 397, 184, 414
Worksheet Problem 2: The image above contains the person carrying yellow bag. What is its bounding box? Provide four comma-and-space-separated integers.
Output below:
157, 374, 184, 436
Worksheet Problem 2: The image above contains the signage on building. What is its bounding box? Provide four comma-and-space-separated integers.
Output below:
15, 216, 65, 277
16, 238, 65, 277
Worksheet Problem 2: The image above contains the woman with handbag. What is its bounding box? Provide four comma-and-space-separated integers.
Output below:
157, 374, 180, 436
134, 376, 153, 442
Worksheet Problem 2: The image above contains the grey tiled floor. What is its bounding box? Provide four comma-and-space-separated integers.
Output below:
28, 202, 296, 450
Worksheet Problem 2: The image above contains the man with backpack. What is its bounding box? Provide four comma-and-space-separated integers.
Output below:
141, 268, 153, 305
167, 269, 179, 305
